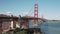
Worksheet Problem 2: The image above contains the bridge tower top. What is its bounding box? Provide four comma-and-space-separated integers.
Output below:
34, 4, 38, 18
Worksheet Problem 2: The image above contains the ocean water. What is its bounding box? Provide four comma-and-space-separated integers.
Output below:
29, 20, 60, 34
40, 20, 60, 34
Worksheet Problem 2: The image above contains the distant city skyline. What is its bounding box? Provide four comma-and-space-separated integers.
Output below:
0, 0, 60, 20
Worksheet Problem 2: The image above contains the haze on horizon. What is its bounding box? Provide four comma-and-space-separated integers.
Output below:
0, 0, 60, 20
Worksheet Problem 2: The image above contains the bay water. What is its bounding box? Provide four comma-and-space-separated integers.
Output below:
40, 20, 60, 34
29, 20, 60, 34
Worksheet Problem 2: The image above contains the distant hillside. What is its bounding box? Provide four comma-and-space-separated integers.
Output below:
47, 20, 60, 23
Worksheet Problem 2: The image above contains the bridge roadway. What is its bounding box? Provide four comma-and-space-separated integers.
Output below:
21, 17, 46, 22
0, 16, 46, 22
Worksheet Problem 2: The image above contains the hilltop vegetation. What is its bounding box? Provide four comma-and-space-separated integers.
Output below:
4, 28, 27, 34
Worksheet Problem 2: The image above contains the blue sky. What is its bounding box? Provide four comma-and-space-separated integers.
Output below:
0, 0, 60, 20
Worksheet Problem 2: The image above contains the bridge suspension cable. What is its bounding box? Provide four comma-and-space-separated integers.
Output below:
25, 6, 34, 17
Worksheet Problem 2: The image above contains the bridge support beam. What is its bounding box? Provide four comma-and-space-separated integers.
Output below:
20, 19, 29, 29
10, 20, 14, 29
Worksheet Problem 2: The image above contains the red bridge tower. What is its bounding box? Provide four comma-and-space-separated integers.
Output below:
34, 4, 38, 28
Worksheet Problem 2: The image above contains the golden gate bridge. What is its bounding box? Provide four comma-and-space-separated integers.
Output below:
0, 4, 46, 34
